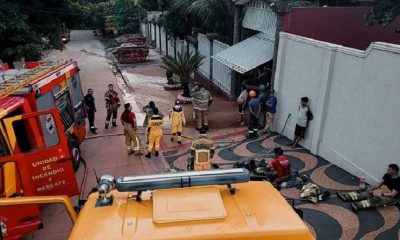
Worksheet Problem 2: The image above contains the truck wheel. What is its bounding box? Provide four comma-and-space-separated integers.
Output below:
70, 140, 81, 172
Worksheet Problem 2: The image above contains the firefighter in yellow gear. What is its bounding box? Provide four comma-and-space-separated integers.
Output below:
169, 100, 186, 144
120, 103, 142, 155
187, 128, 217, 171
145, 108, 164, 158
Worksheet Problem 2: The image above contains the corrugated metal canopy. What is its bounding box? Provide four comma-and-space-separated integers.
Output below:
212, 33, 274, 74
232, 0, 252, 5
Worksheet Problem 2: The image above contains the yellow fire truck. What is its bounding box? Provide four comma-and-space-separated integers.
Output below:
0, 169, 314, 240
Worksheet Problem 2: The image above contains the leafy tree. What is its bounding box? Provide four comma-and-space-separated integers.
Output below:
0, 0, 90, 64
161, 52, 205, 97
0, 1, 44, 63
139, 0, 169, 11
113, 0, 140, 34
366, 1, 400, 26
158, 8, 197, 38
89, 1, 113, 36
17, 0, 87, 49
174, 0, 234, 38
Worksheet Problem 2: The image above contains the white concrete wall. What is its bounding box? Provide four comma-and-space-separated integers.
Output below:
176, 39, 187, 57
140, 23, 147, 37
198, 33, 211, 78
168, 37, 175, 58
274, 32, 400, 183
150, 23, 156, 41
161, 27, 167, 55
155, 25, 160, 50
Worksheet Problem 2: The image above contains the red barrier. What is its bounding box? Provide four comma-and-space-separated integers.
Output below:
25, 61, 46, 69
0, 63, 9, 71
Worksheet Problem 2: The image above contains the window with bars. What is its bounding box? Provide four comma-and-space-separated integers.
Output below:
55, 91, 74, 131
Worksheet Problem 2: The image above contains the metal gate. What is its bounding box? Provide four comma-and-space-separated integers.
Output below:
212, 40, 231, 95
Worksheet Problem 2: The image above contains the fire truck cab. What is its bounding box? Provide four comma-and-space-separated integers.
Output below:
7, 60, 86, 166
0, 60, 84, 239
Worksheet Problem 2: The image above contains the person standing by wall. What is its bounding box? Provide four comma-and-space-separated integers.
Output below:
169, 100, 186, 144
265, 89, 277, 134
104, 84, 120, 129
145, 108, 164, 158
190, 83, 213, 131
84, 88, 97, 134
291, 97, 312, 148
247, 90, 260, 139
120, 103, 142, 155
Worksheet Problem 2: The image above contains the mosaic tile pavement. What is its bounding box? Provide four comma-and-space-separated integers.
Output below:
163, 133, 400, 240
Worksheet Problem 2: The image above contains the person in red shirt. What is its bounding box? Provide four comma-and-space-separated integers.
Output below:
266, 147, 291, 186
120, 103, 142, 155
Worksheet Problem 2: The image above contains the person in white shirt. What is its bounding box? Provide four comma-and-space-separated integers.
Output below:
237, 85, 248, 126
291, 97, 312, 148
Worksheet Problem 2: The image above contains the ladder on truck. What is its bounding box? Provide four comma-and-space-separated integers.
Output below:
0, 59, 70, 99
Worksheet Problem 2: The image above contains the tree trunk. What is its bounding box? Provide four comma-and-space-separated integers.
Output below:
271, 12, 284, 89
230, 5, 241, 99
166, 70, 174, 84
181, 77, 190, 97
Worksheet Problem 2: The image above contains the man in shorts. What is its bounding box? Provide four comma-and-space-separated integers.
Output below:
291, 97, 311, 148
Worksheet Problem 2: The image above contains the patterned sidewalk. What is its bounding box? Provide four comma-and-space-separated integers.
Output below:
164, 132, 400, 240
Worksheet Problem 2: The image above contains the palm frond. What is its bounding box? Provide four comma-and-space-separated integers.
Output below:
161, 52, 205, 83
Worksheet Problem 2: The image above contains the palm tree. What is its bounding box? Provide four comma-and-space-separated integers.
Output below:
171, 0, 234, 41
161, 52, 205, 97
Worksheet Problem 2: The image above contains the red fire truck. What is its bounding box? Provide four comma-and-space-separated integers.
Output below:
0, 60, 85, 239
9, 60, 86, 167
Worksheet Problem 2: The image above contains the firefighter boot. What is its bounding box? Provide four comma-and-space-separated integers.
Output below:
134, 150, 143, 155
90, 127, 98, 134
171, 133, 175, 142
177, 132, 182, 144
112, 119, 117, 127
351, 200, 372, 213
145, 152, 152, 158
105, 121, 110, 129
155, 151, 159, 157
337, 191, 358, 202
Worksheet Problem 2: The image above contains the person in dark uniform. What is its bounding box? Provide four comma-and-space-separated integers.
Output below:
247, 90, 260, 139
84, 88, 97, 134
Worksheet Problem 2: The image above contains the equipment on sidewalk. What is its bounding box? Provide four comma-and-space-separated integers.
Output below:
279, 113, 291, 138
